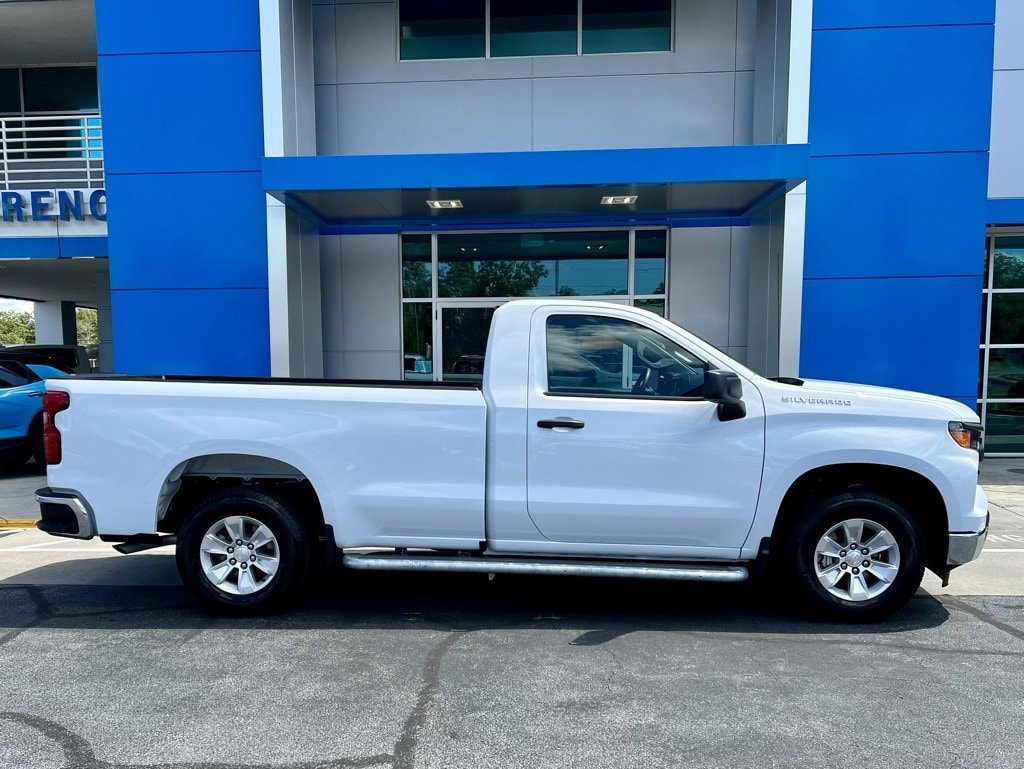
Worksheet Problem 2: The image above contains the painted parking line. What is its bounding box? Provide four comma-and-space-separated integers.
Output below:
0, 548, 121, 553
0, 543, 116, 552
0, 540, 82, 551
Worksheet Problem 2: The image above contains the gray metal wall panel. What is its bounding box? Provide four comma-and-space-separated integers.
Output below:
752, 0, 782, 144
283, 209, 324, 377
317, 0, 758, 155
533, 73, 735, 150
735, 0, 757, 71
668, 227, 732, 348
320, 235, 344, 358
669, 0, 738, 72
315, 84, 339, 155
312, 3, 337, 85
337, 79, 534, 154
746, 198, 783, 377
293, 0, 318, 156
336, 233, 402, 379
733, 70, 755, 144
729, 225, 750, 347
727, 346, 748, 365
299, 216, 324, 378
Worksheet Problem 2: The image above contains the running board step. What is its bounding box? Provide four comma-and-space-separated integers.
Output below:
342, 553, 748, 583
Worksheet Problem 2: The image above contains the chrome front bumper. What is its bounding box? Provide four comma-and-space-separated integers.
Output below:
947, 526, 987, 566
35, 487, 95, 539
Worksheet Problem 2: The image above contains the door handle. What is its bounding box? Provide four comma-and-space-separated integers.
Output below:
537, 417, 585, 430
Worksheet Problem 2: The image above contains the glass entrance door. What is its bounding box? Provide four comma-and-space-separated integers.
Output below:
437, 303, 501, 383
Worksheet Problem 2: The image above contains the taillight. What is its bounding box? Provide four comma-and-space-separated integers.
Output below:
42, 390, 70, 466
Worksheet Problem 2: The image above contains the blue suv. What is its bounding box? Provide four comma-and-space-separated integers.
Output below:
0, 354, 71, 470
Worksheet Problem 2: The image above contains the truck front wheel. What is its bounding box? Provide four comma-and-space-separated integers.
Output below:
176, 487, 314, 614
784, 491, 926, 621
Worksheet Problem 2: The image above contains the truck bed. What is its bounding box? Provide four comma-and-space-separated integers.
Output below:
45, 375, 489, 547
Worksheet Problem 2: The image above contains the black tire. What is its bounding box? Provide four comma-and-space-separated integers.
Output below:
175, 486, 315, 615
782, 490, 926, 622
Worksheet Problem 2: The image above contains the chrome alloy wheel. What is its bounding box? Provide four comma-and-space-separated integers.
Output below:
199, 515, 280, 596
814, 518, 901, 602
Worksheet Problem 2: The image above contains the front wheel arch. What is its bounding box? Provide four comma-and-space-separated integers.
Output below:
770, 463, 949, 575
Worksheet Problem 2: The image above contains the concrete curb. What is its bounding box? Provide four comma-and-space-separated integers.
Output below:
0, 520, 38, 530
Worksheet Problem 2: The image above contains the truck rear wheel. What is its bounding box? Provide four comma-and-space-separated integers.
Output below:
176, 487, 314, 615
783, 491, 926, 621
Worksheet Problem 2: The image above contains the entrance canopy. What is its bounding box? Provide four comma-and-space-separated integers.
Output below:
264, 144, 808, 229
0, 256, 107, 305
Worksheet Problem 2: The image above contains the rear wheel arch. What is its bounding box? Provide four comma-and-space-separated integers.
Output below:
156, 453, 327, 537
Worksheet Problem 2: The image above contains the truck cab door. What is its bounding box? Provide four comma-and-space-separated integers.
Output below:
525, 308, 765, 558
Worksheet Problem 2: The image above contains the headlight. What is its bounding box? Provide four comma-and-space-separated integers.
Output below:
948, 421, 984, 454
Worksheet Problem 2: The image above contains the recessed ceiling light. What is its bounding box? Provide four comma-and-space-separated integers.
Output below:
601, 195, 638, 205
426, 199, 463, 209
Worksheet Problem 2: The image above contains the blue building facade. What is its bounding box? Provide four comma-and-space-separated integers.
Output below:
5, 0, 1022, 450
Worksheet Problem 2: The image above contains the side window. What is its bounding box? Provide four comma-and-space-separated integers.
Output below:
0, 361, 36, 389
546, 315, 707, 398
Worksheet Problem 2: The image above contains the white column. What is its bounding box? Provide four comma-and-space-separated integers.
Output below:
778, 183, 806, 376
776, 0, 812, 376
261, 0, 320, 376
34, 301, 76, 344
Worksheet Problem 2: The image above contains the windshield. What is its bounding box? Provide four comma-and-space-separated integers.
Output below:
654, 313, 759, 380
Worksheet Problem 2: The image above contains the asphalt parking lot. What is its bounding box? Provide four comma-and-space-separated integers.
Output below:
1, 461, 1022, 769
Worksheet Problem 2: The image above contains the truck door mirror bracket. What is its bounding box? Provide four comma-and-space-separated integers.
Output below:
703, 370, 746, 422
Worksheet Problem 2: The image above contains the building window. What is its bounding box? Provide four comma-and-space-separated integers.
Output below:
0, 67, 101, 171
491, 0, 578, 58
398, 0, 671, 61
581, 0, 673, 54
21, 67, 98, 113
0, 69, 20, 115
401, 228, 669, 382
0, 67, 98, 115
436, 230, 630, 298
399, 0, 486, 60
980, 235, 1024, 454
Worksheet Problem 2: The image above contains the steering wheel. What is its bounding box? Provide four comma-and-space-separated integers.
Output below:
635, 337, 663, 368
631, 365, 657, 395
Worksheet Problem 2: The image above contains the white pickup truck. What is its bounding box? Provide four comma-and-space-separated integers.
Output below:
35, 300, 988, 620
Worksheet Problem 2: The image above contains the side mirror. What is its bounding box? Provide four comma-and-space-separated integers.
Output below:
703, 369, 746, 422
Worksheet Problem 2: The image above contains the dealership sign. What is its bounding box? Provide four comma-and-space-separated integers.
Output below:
1, 189, 107, 223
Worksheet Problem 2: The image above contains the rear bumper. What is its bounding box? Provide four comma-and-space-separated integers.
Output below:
35, 487, 95, 539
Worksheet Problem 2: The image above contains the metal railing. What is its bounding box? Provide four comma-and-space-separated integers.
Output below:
0, 113, 103, 189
